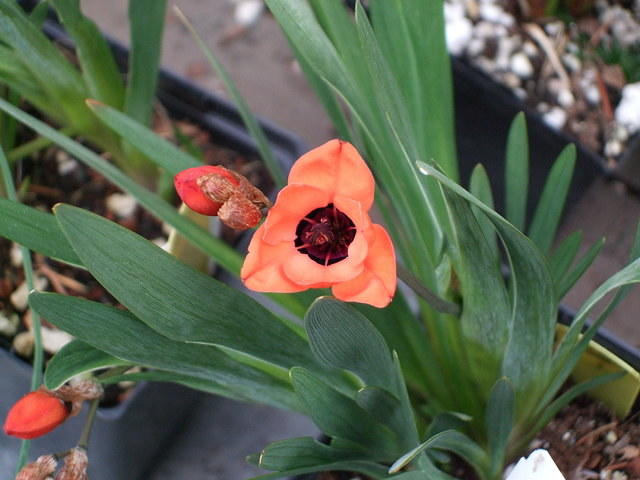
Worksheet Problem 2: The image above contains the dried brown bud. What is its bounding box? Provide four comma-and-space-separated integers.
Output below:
55, 447, 88, 480
53, 380, 103, 417
16, 455, 57, 480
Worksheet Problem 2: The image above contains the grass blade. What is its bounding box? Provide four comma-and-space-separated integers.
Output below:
504, 113, 528, 231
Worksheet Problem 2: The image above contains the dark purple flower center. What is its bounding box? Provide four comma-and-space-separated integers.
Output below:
295, 203, 356, 266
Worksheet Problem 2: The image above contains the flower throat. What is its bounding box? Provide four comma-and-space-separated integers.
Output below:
295, 203, 356, 265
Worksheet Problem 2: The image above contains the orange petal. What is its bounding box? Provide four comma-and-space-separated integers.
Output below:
332, 224, 396, 308
288, 139, 375, 211
241, 226, 307, 293
261, 185, 331, 245
283, 228, 368, 286
3, 390, 70, 439
174, 166, 235, 216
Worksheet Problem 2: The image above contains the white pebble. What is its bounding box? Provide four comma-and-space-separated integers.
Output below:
505, 449, 566, 480
510, 53, 533, 78
10, 243, 23, 268
605, 140, 623, 157
543, 107, 567, 130
474, 21, 495, 39
545, 22, 563, 36
13, 331, 34, 357
234, 0, 264, 27
537, 102, 550, 113
479, 2, 503, 23
557, 88, 575, 108
523, 41, 538, 57
615, 82, 640, 134
446, 16, 474, 56
612, 124, 629, 142
10, 277, 48, 311
56, 151, 79, 176
584, 84, 600, 105
513, 87, 527, 100
467, 37, 485, 57
605, 430, 618, 444
41, 326, 74, 354
106, 193, 138, 219
444, 2, 466, 22
0, 312, 18, 337
502, 72, 521, 89
562, 54, 581, 73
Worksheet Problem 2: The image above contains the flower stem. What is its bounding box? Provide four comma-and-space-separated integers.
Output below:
78, 398, 100, 451
0, 143, 45, 474
397, 265, 461, 316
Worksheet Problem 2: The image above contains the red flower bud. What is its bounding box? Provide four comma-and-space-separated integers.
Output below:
174, 165, 270, 230
3, 390, 70, 439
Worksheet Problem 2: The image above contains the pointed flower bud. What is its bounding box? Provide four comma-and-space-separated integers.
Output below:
4, 389, 71, 439
55, 447, 88, 480
174, 165, 270, 230
16, 455, 57, 480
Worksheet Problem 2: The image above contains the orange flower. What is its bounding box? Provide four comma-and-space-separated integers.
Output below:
241, 139, 396, 308
3, 390, 70, 439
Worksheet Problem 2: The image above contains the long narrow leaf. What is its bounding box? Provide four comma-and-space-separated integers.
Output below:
50, 0, 125, 108
124, 0, 166, 126
174, 7, 286, 189
527, 144, 576, 253
556, 238, 605, 299
504, 113, 529, 231
31, 292, 301, 411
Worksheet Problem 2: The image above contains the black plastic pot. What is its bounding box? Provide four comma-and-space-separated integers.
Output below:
2, 3, 307, 479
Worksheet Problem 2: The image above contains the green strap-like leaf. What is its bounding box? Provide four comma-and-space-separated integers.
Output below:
556, 238, 605, 300
44, 340, 129, 389
469, 164, 498, 265
174, 7, 286, 189
52, 204, 313, 371
124, 0, 166, 127
290, 366, 401, 462
87, 100, 201, 175
418, 162, 556, 401
0, 198, 82, 266
51, 0, 125, 108
527, 144, 576, 253
485, 378, 515, 476
305, 297, 396, 393
504, 113, 529, 231
548, 231, 582, 289
0, 97, 243, 275
31, 292, 301, 411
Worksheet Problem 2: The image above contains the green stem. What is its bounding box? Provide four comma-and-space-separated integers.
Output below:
397, 264, 461, 316
7, 126, 78, 165
0, 144, 44, 473
78, 398, 100, 450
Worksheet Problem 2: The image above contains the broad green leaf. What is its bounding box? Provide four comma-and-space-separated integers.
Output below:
556, 238, 605, 300
0, 198, 82, 266
443, 190, 510, 393
87, 100, 201, 175
0, 97, 244, 275
485, 378, 515, 476
290, 367, 401, 461
305, 297, 396, 393
527, 144, 576, 253
174, 7, 286, 189
30, 292, 300, 411
469, 164, 498, 265
389, 430, 488, 478
257, 437, 362, 472
124, 0, 166, 126
53, 204, 312, 370
249, 459, 390, 480
418, 162, 556, 400
44, 340, 129, 389
504, 113, 529, 231
50, 0, 125, 108
548, 231, 582, 288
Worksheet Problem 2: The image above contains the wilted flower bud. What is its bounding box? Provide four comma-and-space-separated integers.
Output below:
16, 455, 57, 480
174, 165, 270, 230
4, 390, 70, 439
55, 447, 88, 480
55, 380, 103, 417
